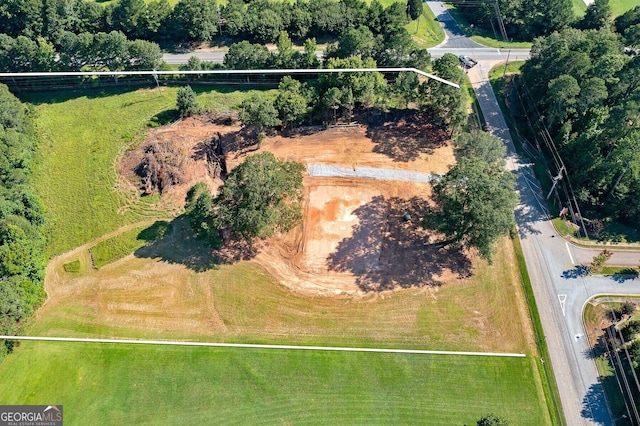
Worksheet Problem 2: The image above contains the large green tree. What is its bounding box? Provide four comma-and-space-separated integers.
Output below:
224, 41, 270, 69
165, 0, 218, 42
577, 0, 611, 30
274, 77, 309, 129
213, 152, 304, 242
428, 133, 517, 261
454, 130, 507, 164
419, 53, 466, 131
320, 56, 387, 108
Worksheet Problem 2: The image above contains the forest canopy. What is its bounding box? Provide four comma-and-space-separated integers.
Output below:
0, 84, 46, 361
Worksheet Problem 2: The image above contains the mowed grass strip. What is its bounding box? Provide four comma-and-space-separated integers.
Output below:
24, 86, 274, 257
0, 341, 549, 425
89, 221, 170, 268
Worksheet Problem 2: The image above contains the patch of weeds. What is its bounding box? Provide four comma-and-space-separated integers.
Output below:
63, 260, 81, 273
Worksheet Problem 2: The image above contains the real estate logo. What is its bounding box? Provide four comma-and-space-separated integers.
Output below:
0, 405, 62, 426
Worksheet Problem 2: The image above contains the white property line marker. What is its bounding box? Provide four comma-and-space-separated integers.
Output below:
0, 336, 526, 358
558, 294, 567, 317
565, 241, 575, 264
0, 68, 460, 88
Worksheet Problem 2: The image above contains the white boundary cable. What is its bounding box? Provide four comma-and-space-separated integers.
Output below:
0, 68, 460, 88
0, 336, 524, 357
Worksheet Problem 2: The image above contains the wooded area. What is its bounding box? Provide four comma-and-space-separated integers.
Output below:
520, 7, 640, 229
0, 85, 45, 360
0, 0, 416, 46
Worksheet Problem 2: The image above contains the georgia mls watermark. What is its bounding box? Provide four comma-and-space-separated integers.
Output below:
0, 406, 62, 426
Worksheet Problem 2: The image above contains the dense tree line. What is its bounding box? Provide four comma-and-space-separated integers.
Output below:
230, 53, 465, 130
452, 0, 574, 41
0, 84, 46, 361
0, 31, 162, 72
520, 26, 640, 226
0, 0, 415, 46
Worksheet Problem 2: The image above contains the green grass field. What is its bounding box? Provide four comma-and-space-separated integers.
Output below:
572, 0, 587, 17
23, 86, 274, 257
610, 0, 640, 16
0, 341, 548, 425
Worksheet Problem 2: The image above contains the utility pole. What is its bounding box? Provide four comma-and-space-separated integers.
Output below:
502, 48, 511, 79
493, 1, 508, 42
546, 166, 564, 200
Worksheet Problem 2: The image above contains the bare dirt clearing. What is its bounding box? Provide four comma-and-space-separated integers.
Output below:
118, 115, 460, 294
120, 116, 455, 211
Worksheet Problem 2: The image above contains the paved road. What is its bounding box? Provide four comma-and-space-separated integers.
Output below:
162, 47, 531, 65
425, 1, 484, 49
467, 59, 639, 426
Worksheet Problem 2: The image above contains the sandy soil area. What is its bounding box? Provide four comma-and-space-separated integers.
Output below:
116, 115, 458, 294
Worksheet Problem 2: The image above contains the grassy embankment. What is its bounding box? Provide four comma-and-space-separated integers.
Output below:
445, 5, 533, 49
610, 0, 640, 16
89, 221, 170, 268
0, 86, 551, 423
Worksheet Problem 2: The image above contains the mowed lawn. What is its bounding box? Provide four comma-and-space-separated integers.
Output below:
0, 341, 549, 425
23, 86, 274, 257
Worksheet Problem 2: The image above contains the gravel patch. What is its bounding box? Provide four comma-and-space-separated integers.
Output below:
307, 164, 434, 183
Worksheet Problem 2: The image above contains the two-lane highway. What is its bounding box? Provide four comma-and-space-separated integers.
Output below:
162, 47, 531, 65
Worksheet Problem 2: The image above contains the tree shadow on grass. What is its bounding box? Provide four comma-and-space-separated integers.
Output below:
148, 109, 179, 127
364, 110, 450, 162
134, 216, 258, 272
327, 196, 472, 292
